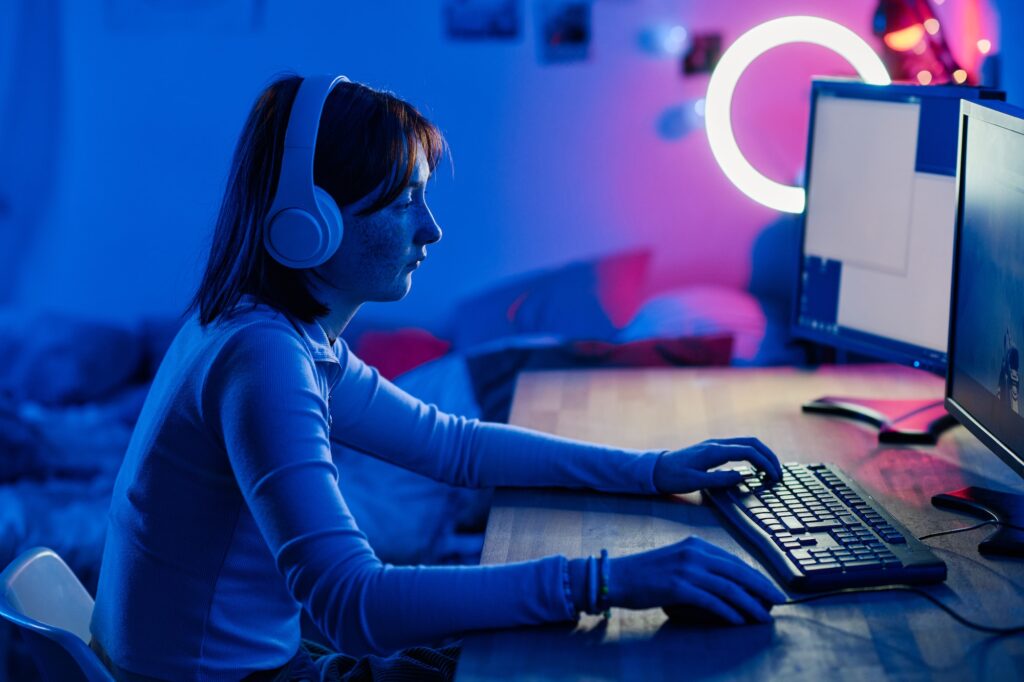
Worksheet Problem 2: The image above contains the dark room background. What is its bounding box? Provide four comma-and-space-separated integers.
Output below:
1, 0, 1014, 333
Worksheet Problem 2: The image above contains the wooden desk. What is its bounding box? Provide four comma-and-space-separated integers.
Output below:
456, 365, 1024, 681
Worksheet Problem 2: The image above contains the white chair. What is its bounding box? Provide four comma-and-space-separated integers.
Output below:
0, 547, 114, 681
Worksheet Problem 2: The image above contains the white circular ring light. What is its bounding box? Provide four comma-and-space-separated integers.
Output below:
704, 16, 891, 214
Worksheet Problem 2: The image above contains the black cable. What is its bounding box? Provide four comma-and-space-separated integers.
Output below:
918, 520, 999, 540
782, 585, 1024, 635
917, 520, 1024, 541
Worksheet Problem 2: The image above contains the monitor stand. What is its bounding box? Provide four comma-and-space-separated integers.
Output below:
931, 487, 1024, 557
801, 397, 958, 444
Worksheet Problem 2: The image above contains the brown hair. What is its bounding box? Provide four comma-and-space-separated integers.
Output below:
187, 74, 448, 325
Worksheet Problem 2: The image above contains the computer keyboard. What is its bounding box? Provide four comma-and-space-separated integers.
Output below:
705, 463, 947, 591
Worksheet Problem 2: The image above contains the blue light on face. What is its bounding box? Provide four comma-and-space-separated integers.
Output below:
914, 361, 921, 368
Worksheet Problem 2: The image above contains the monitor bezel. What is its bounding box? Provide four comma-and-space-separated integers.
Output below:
791, 78, 1005, 375
945, 99, 1024, 481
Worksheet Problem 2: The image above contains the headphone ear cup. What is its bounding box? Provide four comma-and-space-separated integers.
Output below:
314, 185, 344, 263
264, 207, 325, 269
262, 189, 341, 269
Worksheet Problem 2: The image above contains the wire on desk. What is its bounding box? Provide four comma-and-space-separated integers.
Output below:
917, 520, 1024, 541
782, 586, 1024, 635
918, 520, 999, 540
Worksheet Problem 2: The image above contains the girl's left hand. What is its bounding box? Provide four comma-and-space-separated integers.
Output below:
652, 437, 783, 494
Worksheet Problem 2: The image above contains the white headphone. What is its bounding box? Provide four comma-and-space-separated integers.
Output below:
263, 74, 349, 269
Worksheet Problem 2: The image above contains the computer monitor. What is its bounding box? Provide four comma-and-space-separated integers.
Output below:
794, 79, 1004, 372
793, 80, 1004, 443
937, 99, 1024, 557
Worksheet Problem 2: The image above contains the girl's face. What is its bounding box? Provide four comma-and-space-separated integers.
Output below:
316, 144, 441, 304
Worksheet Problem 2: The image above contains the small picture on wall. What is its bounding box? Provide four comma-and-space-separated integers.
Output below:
536, 0, 592, 64
683, 33, 723, 75
443, 0, 520, 40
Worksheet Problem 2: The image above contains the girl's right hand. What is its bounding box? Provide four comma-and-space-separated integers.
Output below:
608, 536, 787, 624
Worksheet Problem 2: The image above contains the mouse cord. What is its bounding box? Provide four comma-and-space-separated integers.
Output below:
918, 519, 1000, 540
782, 585, 1024, 635
917, 519, 1024, 541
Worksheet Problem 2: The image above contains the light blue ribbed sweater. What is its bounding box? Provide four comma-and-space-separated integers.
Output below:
90, 296, 660, 680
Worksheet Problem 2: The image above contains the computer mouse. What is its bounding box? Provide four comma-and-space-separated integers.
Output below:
662, 598, 776, 627
662, 603, 734, 626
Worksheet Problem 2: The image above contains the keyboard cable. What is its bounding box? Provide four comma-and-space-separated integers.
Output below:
779, 520, 1024, 635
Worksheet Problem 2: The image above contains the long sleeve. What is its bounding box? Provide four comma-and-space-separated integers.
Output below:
209, 322, 576, 656
329, 340, 660, 494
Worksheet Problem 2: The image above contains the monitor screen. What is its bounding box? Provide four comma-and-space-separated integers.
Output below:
794, 81, 1004, 372
946, 100, 1024, 481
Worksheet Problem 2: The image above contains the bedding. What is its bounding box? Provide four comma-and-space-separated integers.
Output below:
0, 310, 145, 406
619, 284, 805, 366
450, 249, 651, 351
0, 384, 141, 682
333, 353, 488, 566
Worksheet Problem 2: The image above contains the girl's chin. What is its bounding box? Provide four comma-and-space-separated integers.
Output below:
374, 277, 412, 302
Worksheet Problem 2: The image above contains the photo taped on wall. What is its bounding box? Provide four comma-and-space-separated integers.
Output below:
536, 0, 592, 64
443, 0, 520, 40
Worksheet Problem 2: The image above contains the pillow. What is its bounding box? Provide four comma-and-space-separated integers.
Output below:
464, 333, 733, 423
0, 397, 45, 482
0, 310, 145, 405
353, 327, 452, 381
451, 249, 651, 351
618, 285, 767, 362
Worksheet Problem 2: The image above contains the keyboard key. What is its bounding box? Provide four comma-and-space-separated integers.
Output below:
807, 520, 841, 530
843, 559, 878, 570
782, 516, 806, 532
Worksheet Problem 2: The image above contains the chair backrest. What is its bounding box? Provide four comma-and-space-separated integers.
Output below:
0, 547, 114, 682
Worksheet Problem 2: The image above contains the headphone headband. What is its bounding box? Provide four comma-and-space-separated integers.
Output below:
263, 74, 349, 269
271, 74, 348, 214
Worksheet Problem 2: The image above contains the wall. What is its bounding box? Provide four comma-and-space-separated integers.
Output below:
0, 0, 61, 304
993, 0, 1023, 105
5, 0, 984, 332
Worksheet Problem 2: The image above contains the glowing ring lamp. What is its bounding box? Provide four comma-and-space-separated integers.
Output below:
705, 16, 891, 214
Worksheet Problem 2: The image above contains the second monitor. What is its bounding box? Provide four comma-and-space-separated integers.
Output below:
793, 80, 1004, 442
